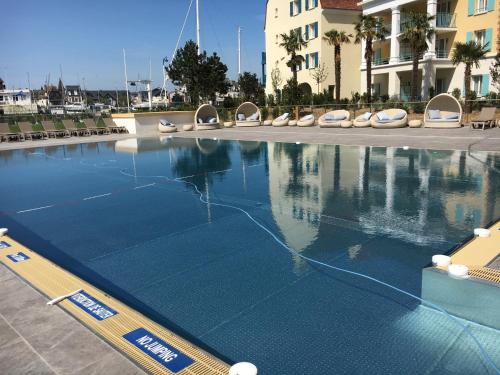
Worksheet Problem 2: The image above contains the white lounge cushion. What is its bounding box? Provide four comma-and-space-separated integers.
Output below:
197, 117, 204, 124
160, 119, 174, 127
323, 114, 335, 121
237, 113, 246, 121
247, 112, 259, 121
301, 114, 314, 121
333, 114, 346, 121
391, 112, 406, 120
277, 113, 290, 121
428, 109, 441, 119
377, 112, 390, 121
444, 112, 459, 120
206, 116, 217, 123
362, 112, 371, 121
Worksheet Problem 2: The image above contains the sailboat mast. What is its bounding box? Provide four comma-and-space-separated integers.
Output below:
196, 0, 201, 54
238, 26, 241, 76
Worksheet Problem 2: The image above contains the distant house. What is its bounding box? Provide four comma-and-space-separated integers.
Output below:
0, 89, 37, 114
65, 85, 83, 103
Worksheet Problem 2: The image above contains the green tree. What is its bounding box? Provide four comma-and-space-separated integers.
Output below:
167, 40, 229, 105
0, 78, 5, 90
279, 29, 308, 83
400, 12, 435, 100
238, 72, 260, 102
451, 41, 488, 111
199, 52, 230, 103
354, 15, 388, 104
324, 29, 352, 102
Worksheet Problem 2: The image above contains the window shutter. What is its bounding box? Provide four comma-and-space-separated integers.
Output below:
314, 0, 318, 7
314, 22, 319, 38
314, 53, 319, 67
481, 74, 490, 96
305, 24, 310, 40
484, 28, 493, 51
375, 48, 381, 64
297, 0, 302, 14
298, 26, 302, 39
466, 31, 473, 43
290, 2, 294, 16
468, 0, 474, 15
305, 0, 309, 10
305, 54, 310, 69
487, 0, 494, 11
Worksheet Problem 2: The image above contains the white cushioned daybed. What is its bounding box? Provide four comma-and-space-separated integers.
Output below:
371, 108, 408, 128
297, 114, 315, 127
272, 113, 290, 127
424, 94, 462, 128
195, 104, 220, 130
353, 112, 373, 128
318, 110, 350, 128
235, 102, 261, 127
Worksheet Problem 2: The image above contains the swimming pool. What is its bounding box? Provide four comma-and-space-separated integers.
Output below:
1, 138, 499, 374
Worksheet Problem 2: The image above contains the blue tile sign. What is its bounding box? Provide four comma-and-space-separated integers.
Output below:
6, 252, 30, 262
67, 291, 117, 321
0, 241, 11, 249
123, 328, 194, 373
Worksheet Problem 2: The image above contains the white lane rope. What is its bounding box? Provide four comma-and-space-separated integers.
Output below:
16, 205, 54, 214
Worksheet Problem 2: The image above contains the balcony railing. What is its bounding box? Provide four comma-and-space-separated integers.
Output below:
373, 57, 390, 66
436, 13, 456, 28
435, 49, 449, 59
399, 53, 423, 62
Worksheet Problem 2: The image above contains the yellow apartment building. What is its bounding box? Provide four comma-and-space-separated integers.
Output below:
360, 0, 498, 99
264, 0, 362, 99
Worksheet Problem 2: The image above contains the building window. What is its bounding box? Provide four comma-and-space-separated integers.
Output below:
289, 0, 302, 17
306, 52, 319, 69
276, 34, 279, 44
475, 29, 485, 45
472, 75, 482, 96
305, 0, 319, 10
275, 8, 278, 18
305, 22, 319, 40
476, 0, 487, 13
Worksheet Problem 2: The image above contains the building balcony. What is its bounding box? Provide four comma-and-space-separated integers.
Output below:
374, 57, 390, 66
398, 52, 423, 62
435, 49, 449, 59
436, 13, 456, 28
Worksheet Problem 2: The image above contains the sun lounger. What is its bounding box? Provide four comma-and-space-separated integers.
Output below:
41, 120, 70, 138
297, 114, 316, 127
195, 104, 219, 130
371, 109, 408, 128
471, 107, 497, 130
62, 119, 90, 136
353, 112, 372, 128
235, 102, 261, 127
424, 94, 462, 128
318, 110, 350, 128
81, 118, 110, 135
101, 117, 127, 133
272, 113, 290, 127
0, 122, 24, 142
17, 121, 48, 140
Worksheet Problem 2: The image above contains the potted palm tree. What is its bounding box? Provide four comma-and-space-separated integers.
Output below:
324, 29, 352, 103
451, 41, 488, 113
400, 11, 435, 101
354, 15, 388, 104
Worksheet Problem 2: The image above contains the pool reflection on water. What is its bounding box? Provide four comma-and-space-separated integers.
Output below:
1, 138, 499, 375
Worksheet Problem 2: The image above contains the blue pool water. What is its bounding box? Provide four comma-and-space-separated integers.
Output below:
1, 138, 499, 374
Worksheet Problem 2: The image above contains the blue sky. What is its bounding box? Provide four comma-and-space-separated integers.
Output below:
1, 0, 265, 90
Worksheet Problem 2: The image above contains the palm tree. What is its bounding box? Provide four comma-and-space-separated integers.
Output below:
451, 41, 488, 112
279, 29, 308, 84
400, 12, 435, 101
324, 29, 352, 102
354, 15, 388, 104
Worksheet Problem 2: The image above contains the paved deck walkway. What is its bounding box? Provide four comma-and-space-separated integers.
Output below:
0, 264, 145, 375
1, 125, 499, 152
